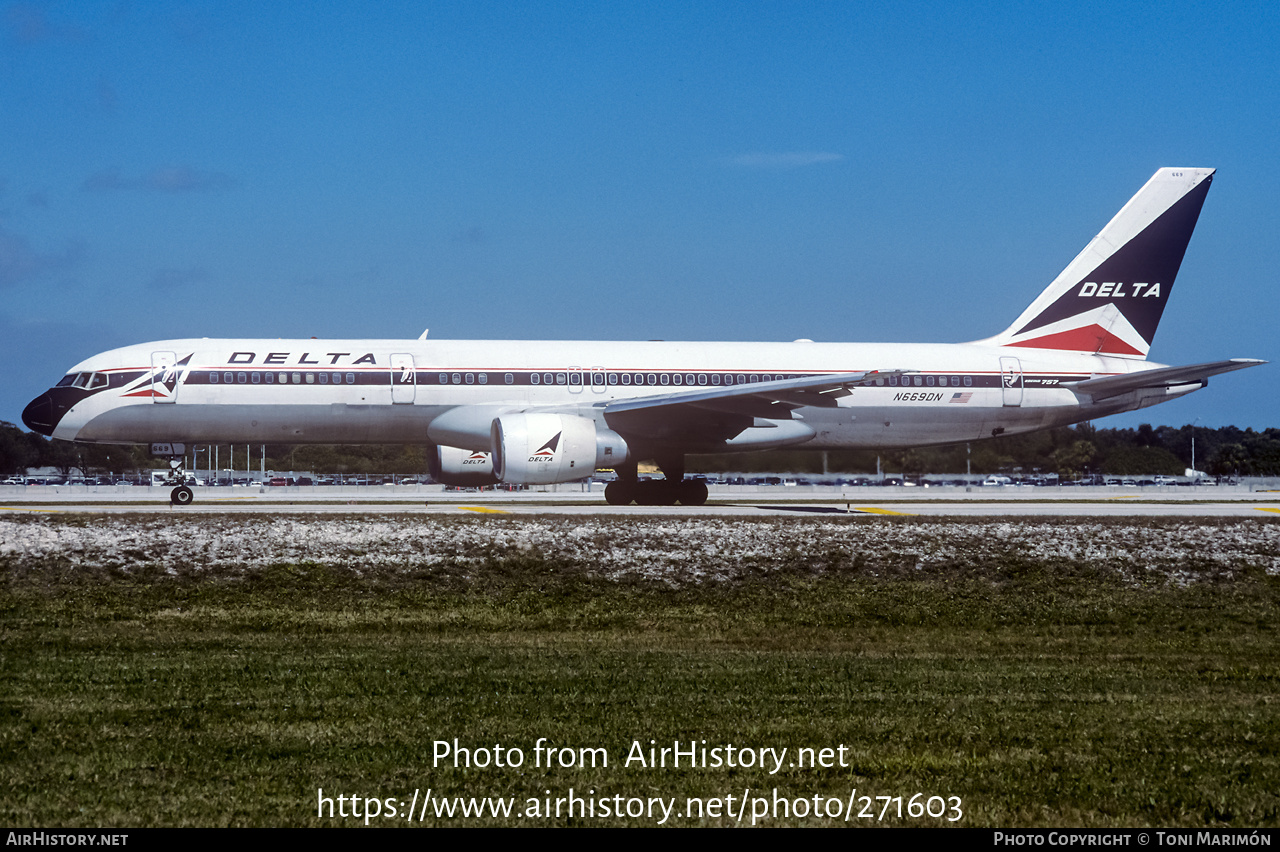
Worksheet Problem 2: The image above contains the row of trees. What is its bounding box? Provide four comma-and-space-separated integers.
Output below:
691, 422, 1280, 477
4, 420, 1280, 479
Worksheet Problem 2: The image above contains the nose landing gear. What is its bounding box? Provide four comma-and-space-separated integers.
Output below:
151, 443, 195, 507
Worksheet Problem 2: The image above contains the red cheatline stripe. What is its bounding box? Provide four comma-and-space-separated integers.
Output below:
1006, 325, 1143, 356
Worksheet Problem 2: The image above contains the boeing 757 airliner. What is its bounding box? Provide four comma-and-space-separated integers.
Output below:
22, 168, 1262, 505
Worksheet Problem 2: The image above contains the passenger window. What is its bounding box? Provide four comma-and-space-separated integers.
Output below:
265, 372, 274, 384
926, 376, 935, 387
711, 374, 720, 385
251, 372, 261, 384
224, 372, 234, 384
319, 373, 328, 384
292, 372, 302, 384
504, 373, 513, 385
346, 373, 356, 384
964, 376, 972, 387
306, 373, 315, 384
478, 373, 487, 384
452, 373, 461, 384
556, 373, 566, 385
621, 373, 631, 385
465, 373, 474, 384
531, 373, 541, 385
238, 372, 248, 384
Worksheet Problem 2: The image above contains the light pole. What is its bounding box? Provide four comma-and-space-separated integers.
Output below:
1190, 417, 1202, 481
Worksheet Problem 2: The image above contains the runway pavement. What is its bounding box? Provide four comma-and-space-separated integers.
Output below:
3, 483, 1279, 517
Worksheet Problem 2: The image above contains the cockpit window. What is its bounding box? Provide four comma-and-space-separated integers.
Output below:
62, 372, 109, 390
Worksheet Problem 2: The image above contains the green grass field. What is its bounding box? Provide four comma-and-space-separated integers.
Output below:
2, 515, 1278, 826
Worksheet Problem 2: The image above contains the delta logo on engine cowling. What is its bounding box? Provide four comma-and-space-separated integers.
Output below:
463, 452, 490, 466
528, 432, 560, 463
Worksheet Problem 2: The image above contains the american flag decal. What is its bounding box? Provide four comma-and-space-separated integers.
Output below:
950, 392, 973, 404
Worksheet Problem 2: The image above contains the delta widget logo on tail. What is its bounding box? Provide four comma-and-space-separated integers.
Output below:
989, 168, 1212, 358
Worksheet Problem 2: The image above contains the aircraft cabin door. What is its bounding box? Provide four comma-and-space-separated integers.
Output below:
391, 353, 415, 404
568, 367, 584, 394
999, 356, 1023, 407
151, 351, 178, 404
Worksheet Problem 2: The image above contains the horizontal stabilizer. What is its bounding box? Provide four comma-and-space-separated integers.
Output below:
1062, 359, 1265, 401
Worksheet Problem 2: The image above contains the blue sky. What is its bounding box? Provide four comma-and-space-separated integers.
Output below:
3, 1, 1277, 430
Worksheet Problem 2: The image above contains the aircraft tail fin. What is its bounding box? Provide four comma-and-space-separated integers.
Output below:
983, 168, 1214, 359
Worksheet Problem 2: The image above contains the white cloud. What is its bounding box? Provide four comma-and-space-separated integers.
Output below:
83, 166, 236, 193
0, 226, 83, 288
727, 152, 845, 169
147, 268, 209, 290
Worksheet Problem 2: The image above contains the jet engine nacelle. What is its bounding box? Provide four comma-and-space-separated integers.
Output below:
491, 413, 629, 485
429, 445, 499, 486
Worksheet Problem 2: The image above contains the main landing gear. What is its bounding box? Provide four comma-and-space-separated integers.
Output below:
603, 456, 709, 506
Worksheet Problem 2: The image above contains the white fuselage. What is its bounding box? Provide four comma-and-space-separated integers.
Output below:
43, 336, 1185, 451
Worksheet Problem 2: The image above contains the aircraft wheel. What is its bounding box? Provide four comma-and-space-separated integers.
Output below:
605, 481, 635, 505
170, 485, 194, 506
633, 481, 659, 506
678, 479, 709, 506
634, 480, 677, 506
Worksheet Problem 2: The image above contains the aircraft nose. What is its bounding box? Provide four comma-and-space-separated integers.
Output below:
22, 392, 55, 436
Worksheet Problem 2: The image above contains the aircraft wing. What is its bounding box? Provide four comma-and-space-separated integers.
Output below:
1062, 358, 1265, 401
605, 369, 903, 416
597, 369, 906, 447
